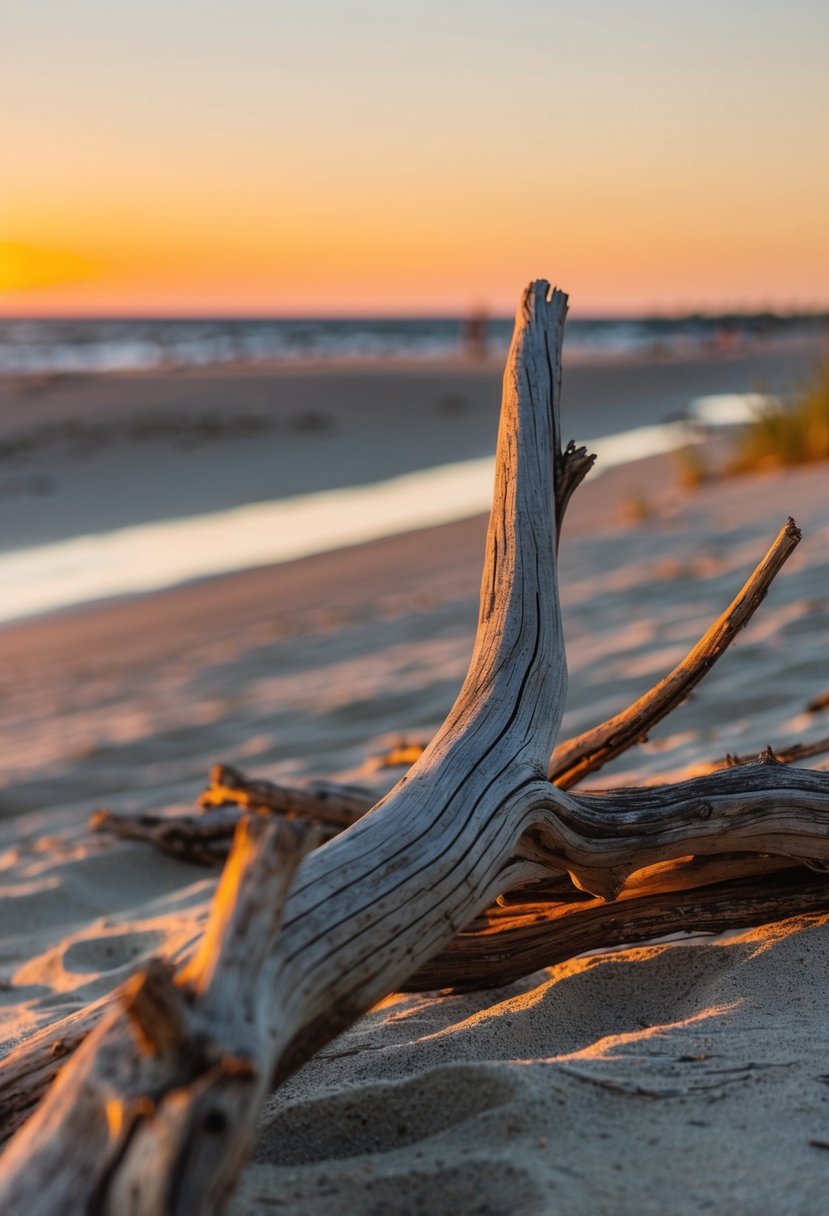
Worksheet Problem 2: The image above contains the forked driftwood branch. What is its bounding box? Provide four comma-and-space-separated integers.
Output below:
3, 282, 829, 1213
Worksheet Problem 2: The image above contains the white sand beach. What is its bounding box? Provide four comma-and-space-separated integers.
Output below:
1, 347, 829, 1213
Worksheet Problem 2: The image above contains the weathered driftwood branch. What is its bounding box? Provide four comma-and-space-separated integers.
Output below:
90, 765, 378, 864
91, 805, 251, 865
3, 281, 829, 1213
549, 517, 802, 788
0, 281, 567, 1206
90, 766, 373, 865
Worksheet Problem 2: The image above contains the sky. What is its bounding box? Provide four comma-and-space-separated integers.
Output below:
3, 0, 828, 317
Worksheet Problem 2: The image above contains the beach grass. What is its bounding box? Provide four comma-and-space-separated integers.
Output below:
675, 444, 711, 490
729, 354, 829, 472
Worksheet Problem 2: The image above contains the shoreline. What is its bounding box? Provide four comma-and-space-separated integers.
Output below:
0, 341, 823, 622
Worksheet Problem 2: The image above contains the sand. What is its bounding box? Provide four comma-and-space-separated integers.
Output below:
1, 348, 829, 1212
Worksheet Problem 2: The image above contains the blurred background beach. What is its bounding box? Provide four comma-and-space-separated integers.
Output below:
3, 1, 829, 622
0, 320, 825, 622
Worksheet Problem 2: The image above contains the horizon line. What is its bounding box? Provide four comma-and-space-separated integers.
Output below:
2, 307, 829, 324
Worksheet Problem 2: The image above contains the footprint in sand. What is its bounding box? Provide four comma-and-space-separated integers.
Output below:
61, 929, 164, 976
253, 1064, 519, 1166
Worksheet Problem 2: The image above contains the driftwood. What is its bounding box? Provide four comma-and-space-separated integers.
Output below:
3, 282, 829, 1213
411, 853, 829, 990
705, 736, 829, 773
89, 767, 374, 865
548, 518, 802, 787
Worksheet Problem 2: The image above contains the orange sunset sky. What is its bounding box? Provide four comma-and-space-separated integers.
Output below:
3, 0, 828, 317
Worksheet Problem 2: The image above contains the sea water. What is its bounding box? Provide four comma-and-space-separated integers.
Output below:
0, 395, 770, 626
0, 315, 824, 375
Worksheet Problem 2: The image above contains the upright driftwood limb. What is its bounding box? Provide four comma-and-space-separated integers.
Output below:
0, 281, 571, 1211
3, 281, 829, 1213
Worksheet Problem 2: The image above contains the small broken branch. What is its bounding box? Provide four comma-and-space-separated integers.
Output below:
197, 763, 371, 829
704, 735, 829, 773
555, 439, 597, 544
91, 806, 250, 865
0, 816, 315, 1214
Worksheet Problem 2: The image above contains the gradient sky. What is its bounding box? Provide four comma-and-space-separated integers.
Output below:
3, 0, 828, 316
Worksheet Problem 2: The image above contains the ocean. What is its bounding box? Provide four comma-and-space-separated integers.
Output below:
1, 313, 826, 375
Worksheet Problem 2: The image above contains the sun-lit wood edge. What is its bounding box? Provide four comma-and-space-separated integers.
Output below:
549, 517, 802, 788
409, 854, 828, 989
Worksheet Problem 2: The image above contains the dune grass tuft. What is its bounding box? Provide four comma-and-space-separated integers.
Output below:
675, 444, 710, 490
729, 354, 829, 472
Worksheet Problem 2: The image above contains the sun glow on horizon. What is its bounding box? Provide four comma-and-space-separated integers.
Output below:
0, 243, 99, 294
4, 1, 829, 318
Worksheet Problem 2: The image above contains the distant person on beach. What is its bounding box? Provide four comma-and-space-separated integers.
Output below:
463, 309, 488, 360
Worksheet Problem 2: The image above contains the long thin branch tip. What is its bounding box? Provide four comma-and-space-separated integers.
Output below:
550, 517, 803, 788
